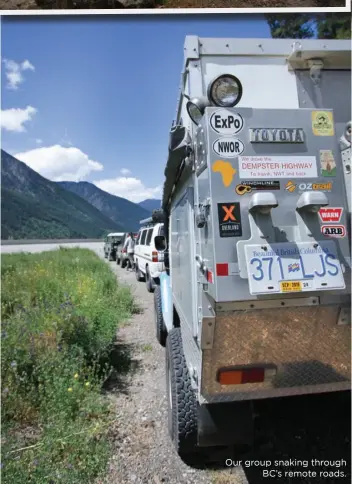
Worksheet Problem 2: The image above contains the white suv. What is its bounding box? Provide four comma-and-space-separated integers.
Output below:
134, 223, 165, 292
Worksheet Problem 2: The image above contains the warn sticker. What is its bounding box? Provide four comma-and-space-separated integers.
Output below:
217, 203, 242, 238
321, 225, 346, 238
318, 207, 343, 224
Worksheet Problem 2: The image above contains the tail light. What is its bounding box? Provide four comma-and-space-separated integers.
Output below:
152, 251, 158, 263
217, 366, 277, 385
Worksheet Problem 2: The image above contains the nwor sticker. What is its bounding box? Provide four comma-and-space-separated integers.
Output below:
210, 109, 244, 135
217, 203, 242, 238
213, 138, 244, 158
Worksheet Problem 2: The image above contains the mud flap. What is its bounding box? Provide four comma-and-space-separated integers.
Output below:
197, 401, 254, 447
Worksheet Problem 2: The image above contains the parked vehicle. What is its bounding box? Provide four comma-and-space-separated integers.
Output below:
103, 232, 124, 261
134, 216, 165, 292
154, 35, 351, 465
116, 233, 138, 268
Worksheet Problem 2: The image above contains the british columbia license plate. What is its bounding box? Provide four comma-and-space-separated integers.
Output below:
244, 241, 345, 295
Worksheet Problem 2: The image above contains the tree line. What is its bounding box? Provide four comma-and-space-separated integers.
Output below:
266, 14, 351, 39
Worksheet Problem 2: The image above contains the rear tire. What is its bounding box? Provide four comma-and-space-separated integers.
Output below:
166, 328, 198, 465
154, 286, 167, 346
146, 267, 155, 293
135, 262, 144, 282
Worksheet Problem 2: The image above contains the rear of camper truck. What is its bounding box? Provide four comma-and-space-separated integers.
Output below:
155, 36, 351, 463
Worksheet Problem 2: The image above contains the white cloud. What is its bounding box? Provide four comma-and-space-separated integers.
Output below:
35, 138, 43, 144
120, 168, 131, 176
14, 145, 104, 182
3, 58, 35, 90
94, 176, 162, 203
1, 106, 37, 132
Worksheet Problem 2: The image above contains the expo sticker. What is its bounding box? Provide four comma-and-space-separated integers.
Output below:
285, 181, 333, 193
321, 225, 346, 238
238, 156, 317, 179
210, 109, 244, 135
236, 180, 280, 195
213, 137, 244, 158
312, 111, 334, 137
318, 207, 343, 224
217, 202, 242, 238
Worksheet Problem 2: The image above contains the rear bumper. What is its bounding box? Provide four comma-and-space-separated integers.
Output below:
200, 304, 351, 403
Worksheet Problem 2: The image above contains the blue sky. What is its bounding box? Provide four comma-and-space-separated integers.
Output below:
1, 15, 271, 202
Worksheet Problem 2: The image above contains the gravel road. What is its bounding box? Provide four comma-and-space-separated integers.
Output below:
95, 246, 351, 484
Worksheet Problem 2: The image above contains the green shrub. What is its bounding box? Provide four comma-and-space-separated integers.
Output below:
1, 248, 134, 483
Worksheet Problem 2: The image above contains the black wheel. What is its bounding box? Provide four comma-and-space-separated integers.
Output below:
135, 262, 144, 282
145, 267, 155, 293
154, 286, 167, 346
166, 328, 198, 464
116, 257, 120, 265
121, 258, 127, 269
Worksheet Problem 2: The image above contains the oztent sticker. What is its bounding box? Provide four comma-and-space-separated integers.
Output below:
212, 137, 244, 158
212, 160, 236, 188
285, 181, 333, 193
318, 207, 343, 224
321, 225, 346, 238
210, 109, 244, 135
217, 203, 242, 238
238, 156, 317, 179
312, 111, 334, 136
320, 150, 337, 177
235, 180, 280, 195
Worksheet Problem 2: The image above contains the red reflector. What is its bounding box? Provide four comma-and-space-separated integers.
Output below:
217, 367, 266, 385
206, 270, 213, 283
242, 368, 265, 384
216, 263, 228, 276
152, 251, 158, 262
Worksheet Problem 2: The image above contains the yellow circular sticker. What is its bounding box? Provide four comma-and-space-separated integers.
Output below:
311, 111, 334, 136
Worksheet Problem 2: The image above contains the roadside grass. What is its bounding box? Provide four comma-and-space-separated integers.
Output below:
1, 248, 135, 483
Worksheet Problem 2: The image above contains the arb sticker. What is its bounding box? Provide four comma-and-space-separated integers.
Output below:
312, 111, 334, 136
321, 225, 346, 238
210, 109, 244, 135
236, 180, 280, 195
217, 203, 242, 238
213, 137, 244, 158
212, 160, 236, 188
320, 150, 337, 177
318, 207, 343, 224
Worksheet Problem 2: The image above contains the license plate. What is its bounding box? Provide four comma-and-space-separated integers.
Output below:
244, 241, 345, 295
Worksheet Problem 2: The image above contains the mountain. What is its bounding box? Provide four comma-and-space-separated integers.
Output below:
57, 181, 150, 232
1, 150, 123, 240
138, 199, 161, 212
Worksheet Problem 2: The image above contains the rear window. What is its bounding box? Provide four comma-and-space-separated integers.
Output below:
158, 225, 164, 236
140, 229, 147, 245
146, 228, 153, 246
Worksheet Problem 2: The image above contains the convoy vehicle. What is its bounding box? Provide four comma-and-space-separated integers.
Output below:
134, 217, 165, 292
153, 36, 351, 464
116, 232, 138, 268
103, 232, 124, 261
